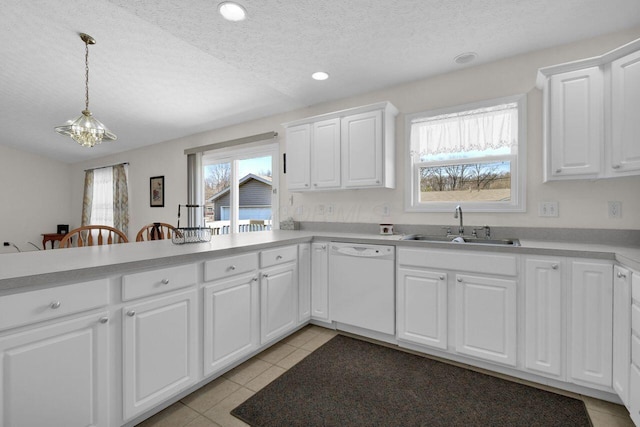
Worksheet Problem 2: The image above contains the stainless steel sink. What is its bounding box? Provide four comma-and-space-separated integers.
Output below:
401, 235, 520, 246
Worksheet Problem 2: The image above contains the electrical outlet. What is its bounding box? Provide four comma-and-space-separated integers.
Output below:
327, 204, 335, 215
538, 201, 559, 217
295, 205, 304, 215
608, 201, 622, 218
382, 204, 390, 216
316, 204, 325, 215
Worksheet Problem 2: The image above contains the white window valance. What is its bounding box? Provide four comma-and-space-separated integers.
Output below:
411, 103, 518, 159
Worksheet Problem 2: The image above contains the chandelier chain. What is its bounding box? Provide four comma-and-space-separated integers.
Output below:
84, 40, 90, 112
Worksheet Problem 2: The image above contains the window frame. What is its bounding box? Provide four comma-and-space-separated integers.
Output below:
404, 94, 527, 213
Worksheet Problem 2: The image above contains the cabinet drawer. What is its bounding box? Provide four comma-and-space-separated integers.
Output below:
260, 245, 297, 268
398, 248, 517, 276
633, 333, 640, 368
0, 279, 109, 331
205, 252, 258, 282
122, 264, 197, 301
633, 303, 640, 334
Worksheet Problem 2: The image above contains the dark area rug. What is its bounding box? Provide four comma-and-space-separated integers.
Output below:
232, 335, 591, 427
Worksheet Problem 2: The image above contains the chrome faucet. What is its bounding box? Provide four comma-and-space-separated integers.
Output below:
453, 205, 464, 235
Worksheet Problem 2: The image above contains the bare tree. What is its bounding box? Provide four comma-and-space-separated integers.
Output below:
205, 163, 231, 199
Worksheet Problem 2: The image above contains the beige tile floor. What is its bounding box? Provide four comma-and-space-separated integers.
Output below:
136, 325, 635, 427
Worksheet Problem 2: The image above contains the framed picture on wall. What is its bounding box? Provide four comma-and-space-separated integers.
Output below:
150, 176, 164, 207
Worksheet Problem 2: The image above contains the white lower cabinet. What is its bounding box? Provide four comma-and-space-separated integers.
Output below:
396, 267, 448, 350
630, 364, 640, 426
260, 262, 298, 344
311, 242, 330, 321
524, 258, 563, 378
455, 274, 517, 366
569, 261, 613, 388
203, 273, 259, 377
0, 311, 109, 427
122, 289, 198, 420
298, 243, 312, 323
613, 266, 631, 406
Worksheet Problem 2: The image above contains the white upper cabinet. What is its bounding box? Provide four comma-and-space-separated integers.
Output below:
341, 109, 386, 188
611, 49, 640, 174
285, 124, 311, 190
311, 118, 341, 189
537, 37, 640, 181
284, 102, 398, 191
548, 67, 603, 178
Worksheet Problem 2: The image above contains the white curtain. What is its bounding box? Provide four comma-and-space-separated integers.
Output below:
411, 103, 518, 160
90, 167, 114, 226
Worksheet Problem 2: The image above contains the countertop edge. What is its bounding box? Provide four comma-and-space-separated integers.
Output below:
1, 230, 638, 293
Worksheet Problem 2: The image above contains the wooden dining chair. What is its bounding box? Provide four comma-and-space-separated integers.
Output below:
59, 225, 129, 248
135, 222, 181, 242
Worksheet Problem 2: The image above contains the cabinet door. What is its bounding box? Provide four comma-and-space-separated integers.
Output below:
203, 274, 259, 377
524, 258, 563, 378
123, 289, 198, 420
260, 263, 298, 344
455, 274, 517, 366
611, 50, 640, 173
569, 261, 613, 388
286, 124, 311, 190
612, 266, 631, 406
549, 67, 603, 178
397, 268, 447, 350
311, 118, 341, 189
311, 242, 330, 321
630, 364, 640, 426
341, 110, 383, 188
0, 312, 109, 427
298, 243, 311, 323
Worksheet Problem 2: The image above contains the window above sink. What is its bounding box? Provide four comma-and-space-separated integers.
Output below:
404, 94, 527, 213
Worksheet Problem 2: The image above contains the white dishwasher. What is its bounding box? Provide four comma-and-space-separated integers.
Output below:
329, 242, 395, 335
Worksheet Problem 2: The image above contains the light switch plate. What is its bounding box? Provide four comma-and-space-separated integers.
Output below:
608, 201, 622, 218
539, 201, 559, 217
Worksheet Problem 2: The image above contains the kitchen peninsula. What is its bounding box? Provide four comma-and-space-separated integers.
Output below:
1, 229, 639, 427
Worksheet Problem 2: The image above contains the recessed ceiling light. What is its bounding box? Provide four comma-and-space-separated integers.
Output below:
454, 52, 478, 65
312, 71, 329, 81
218, 2, 247, 21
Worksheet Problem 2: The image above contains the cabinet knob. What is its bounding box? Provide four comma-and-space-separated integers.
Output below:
305, 184, 309, 187
252, 277, 258, 282
161, 278, 170, 285
617, 271, 627, 278
263, 274, 269, 278
276, 255, 283, 260
229, 265, 236, 271
439, 275, 445, 280
313, 183, 318, 186
456, 277, 463, 283
99, 317, 109, 324
612, 164, 621, 169
376, 180, 380, 184
555, 169, 561, 173
126, 310, 136, 317
50, 301, 61, 309
551, 264, 559, 270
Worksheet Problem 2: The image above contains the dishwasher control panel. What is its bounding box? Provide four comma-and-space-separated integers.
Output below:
331, 243, 395, 259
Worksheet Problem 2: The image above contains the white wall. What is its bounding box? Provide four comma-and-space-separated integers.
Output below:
62, 26, 640, 234
0, 144, 72, 253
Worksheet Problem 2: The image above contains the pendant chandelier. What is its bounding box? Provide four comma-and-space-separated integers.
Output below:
55, 33, 117, 147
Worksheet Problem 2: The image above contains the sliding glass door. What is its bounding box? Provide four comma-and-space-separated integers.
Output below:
203, 144, 278, 234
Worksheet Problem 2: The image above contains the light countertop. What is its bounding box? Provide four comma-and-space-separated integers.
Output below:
1, 230, 639, 293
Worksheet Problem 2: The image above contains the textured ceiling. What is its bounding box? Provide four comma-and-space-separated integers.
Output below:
1, 0, 640, 163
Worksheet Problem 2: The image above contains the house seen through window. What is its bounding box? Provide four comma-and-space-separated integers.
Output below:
202, 145, 277, 234
406, 95, 526, 212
